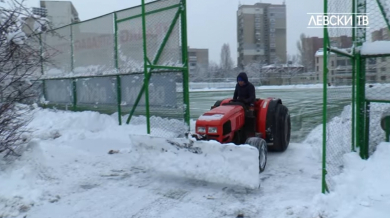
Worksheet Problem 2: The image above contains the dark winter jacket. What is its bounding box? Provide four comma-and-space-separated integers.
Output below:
233, 72, 256, 104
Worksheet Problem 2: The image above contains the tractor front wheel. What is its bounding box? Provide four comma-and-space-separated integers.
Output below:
246, 137, 267, 173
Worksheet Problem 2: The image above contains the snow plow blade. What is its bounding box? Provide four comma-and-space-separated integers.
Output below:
129, 135, 260, 189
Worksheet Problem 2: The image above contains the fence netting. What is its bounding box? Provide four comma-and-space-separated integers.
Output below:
38, 0, 189, 137
324, 0, 390, 192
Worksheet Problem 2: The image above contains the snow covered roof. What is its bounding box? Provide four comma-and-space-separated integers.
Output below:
262, 63, 304, 69
361, 41, 390, 56
315, 48, 350, 56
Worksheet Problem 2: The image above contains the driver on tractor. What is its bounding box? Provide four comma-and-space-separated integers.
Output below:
233, 72, 256, 107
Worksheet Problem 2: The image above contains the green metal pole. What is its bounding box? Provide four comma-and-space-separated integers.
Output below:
360, 57, 367, 159
141, 0, 151, 134
364, 101, 370, 159
351, 0, 356, 152
114, 13, 122, 125
356, 52, 361, 149
70, 25, 74, 72
42, 80, 46, 108
322, 0, 329, 194
72, 79, 77, 111
181, 0, 190, 128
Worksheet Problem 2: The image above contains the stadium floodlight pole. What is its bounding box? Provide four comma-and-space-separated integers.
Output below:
141, 0, 151, 134
322, 0, 329, 194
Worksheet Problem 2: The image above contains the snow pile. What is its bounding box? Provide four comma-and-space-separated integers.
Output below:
310, 142, 390, 218
129, 135, 260, 189
6, 30, 26, 45
1, 104, 390, 217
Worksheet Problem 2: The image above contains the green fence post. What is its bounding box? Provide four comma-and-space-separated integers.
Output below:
364, 101, 370, 159
73, 79, 77, 111
351, 0, 356, 152
114, 13, 122, 125
42, 80, 46, 108
356, 52, 362, 150
322, 0, 329, 194
141, 0, 151, 134
181, 0, 190, 128
70, 25, 74, 72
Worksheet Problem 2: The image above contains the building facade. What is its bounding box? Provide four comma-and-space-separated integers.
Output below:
40, 1, 80, 29
188, 47, 209, 77
302, 35, 352, 72
237, 2, 286, 69
315, 49, 390, 85
372, 27, 390, 41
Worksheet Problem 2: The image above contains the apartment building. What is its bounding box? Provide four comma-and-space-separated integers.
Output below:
188, 47, 209, 76
40, 1, 80, 29
237, 2, 286, 69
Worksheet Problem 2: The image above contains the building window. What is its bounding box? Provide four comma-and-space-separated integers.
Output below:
381, 67, 386, 72
368, 58, 376, 65
317, 66, 319, 72
381, 76, 386, 81
331, 61, 334, 67
331, 70, 334, 75
190, 63, 196, 67
270, 28, 275, 32
316, 57, 319, 63
337, 60, 346, 66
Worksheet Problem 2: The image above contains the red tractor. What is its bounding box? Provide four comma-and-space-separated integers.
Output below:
193, 98, 291, 173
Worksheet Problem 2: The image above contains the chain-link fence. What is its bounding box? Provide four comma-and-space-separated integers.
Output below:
38, 0, 190, 137
323, 0, 390, 193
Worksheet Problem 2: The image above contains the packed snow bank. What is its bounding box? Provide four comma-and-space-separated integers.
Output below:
310, 142, 390, 218
129, 135, 260, 189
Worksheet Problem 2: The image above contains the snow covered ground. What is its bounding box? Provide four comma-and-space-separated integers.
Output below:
0, 106, 390, 218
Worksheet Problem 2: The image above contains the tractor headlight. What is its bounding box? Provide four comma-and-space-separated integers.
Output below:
197, 127, 206, 133
208, 127, 218, 134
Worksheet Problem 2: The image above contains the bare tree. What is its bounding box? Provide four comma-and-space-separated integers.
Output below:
0, 0, 51, 157
287, 54, 300, 64
219, 43, 234, 74
296, 33, 314, 72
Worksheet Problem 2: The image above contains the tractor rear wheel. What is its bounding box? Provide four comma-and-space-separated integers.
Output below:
269, 104, 291, 152
246, 137, 267, 173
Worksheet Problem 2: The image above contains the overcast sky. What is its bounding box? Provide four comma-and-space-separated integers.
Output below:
25, 0, 323, 64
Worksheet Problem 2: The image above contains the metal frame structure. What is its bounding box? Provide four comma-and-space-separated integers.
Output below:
322, 0, 390, 193
39, 0, 190, 134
